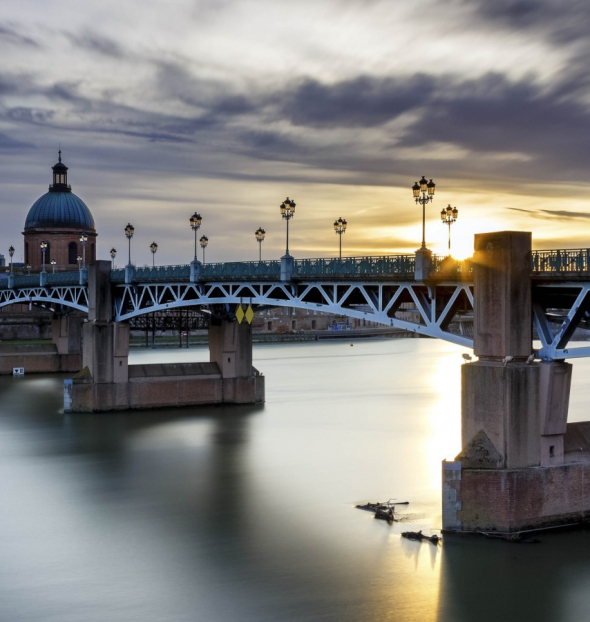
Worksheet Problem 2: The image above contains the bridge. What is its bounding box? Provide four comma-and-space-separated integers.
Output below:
3, 231, 590, 534
2, 246, 590, 361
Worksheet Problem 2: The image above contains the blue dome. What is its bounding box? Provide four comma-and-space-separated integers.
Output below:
25, 191, 95, 230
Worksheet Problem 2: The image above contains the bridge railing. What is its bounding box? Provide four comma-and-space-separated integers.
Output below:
204, 261, 281, 279
292, 255, 416, 278
0, 271, 85, 290
531, 249, 590, 273
111, 265, 191, 283
430, 255, 473, 276
0, 274, 39, 289
4, 249, 590, 292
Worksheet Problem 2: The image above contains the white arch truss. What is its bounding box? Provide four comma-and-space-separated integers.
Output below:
114, 280, 475, 348
0, 285, 89, 312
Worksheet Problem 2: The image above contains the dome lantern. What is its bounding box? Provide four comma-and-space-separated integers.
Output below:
50, 149, 70, 192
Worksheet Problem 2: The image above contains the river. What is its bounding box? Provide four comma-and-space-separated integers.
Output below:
1, 338, 590, 621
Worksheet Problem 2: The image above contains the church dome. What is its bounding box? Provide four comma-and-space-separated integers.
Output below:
24, 151, 95, 230
25, 192, 95, 230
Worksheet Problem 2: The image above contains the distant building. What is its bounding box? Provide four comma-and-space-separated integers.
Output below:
251, 303, 419, 333
23, 151, 97, 271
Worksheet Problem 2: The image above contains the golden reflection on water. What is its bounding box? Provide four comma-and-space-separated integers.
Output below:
364, 533, 442, 622
425, 351, 463, 494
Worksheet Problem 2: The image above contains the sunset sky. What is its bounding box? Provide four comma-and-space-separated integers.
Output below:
1, 0, 589, 265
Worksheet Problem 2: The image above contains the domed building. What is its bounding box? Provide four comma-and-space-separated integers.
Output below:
23, 152, 97, 271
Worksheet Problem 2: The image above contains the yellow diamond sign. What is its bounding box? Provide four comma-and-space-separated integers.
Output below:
245, 305, 254, 325
236, 305, 245, 324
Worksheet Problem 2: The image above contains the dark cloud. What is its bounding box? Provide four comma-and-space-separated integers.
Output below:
237, 129, 308, 161
5, 107, 55, 124
65, 31, 126, 58
281, 74, 434, 128
0, 24, 38, 47
508, 208, 590, 220
463, 0, 590, 46
397, 72, 590, 178
0, 132, 33, 150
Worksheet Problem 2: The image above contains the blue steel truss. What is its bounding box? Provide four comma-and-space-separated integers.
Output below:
0, 283, 88, 312
113, 280, 475, 348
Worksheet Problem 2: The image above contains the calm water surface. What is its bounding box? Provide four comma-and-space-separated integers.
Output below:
1, 339, 590, 621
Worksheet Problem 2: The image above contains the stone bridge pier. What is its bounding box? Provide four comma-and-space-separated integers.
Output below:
443, 231, 590, 533
65, 260, 264, 412
0, 310, 82, 375
51, 314, 83, 371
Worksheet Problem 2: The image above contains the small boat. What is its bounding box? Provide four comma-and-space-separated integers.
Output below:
355, 500, 410, 524
401, 530, 441, 545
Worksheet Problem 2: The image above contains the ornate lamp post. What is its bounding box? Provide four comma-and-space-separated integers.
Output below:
200, 235, 208, 264
26, 264, 31, 275
280, 197, 296, 256
50, 259, 56, 273
125, 223, 134, 266
40, 240, 48, 273
80, 232, 88, 266
110, 248, 117, 269
255, 227, 266, 261
150, 241, 158, 267
8, 246, 14, 274
412, 176, 436, 249
441, 204, 459, 254
77, 254, 82, 270
334, 217, 347, 258
190, 212, 202, 261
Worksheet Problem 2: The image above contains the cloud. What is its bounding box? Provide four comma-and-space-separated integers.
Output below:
508, 207, 590, 221
463, 0, 590, 46
0, 24, 38, 47
0, 132, 33, 150
281, 74, 434, 128
65, 31, 126, 58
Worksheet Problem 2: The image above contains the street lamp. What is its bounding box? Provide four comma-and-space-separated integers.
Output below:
280, 197, 296, 256
110, 248, 117, 269
50, 258, 56, 273
77, 254, 82, 270
40, 240, 48, 273
441, 204, 459, 254
26, 264, 31, 275
150, 241, 158, 267
412, 176, 436, 249
334, 217, 347, 258
125, 223, 134, 266
80, 232, 88, 266
200, 235, 208, 263
8, 246, 14, 274
190, 212, 202, 261
255, 227, 266, 261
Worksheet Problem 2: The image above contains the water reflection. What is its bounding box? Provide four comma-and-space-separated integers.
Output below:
1, 340, 590, 621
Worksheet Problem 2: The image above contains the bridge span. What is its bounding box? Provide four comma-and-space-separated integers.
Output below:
2, 246, 590, 360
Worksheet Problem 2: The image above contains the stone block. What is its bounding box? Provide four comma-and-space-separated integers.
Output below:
455, 430, 504, 468
462, 361, 541, 468
473, 231, 532, 359
539, 361, 572, 435
414, 247, 432, 281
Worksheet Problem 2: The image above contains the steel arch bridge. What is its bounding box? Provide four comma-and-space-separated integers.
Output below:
113, 278, 475, 347
0, 284, 88, 312
3, 248, 590, 360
